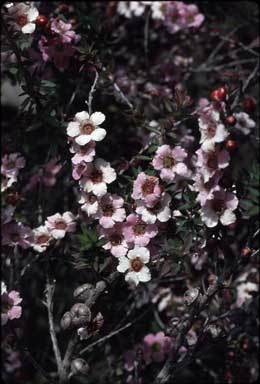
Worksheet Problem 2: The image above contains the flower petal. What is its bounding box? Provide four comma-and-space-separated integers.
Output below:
67, 122, 80, 137
75, 135, 91, 145
91, 128, 107, 142
90, 111, 106, 126
75, 111, 89, 122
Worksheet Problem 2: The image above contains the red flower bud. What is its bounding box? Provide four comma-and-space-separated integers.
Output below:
225, 139, 236, 150
241, 247, 251, 257
36, 15, 48, 27
242, 97, 256, 113
210, 86, 227, 102
225, 115, 236, 126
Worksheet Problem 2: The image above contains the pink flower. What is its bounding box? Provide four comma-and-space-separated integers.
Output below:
2, 222, 32, 249
1, 284, 22, 325
132, 173, 162, 208
193, 172, 221, 206
195, 148, 230, 182
45, 212, 76, 239
135, 192, 172, 224
143, 332, 172, 364
67, 111, 106, 146
70, 142, 96, 165
179, 4, 204, 28
72, 163, 88, 180
50, 18, 81, 43
198, 104, 228, 151
94, 194, 126, 228
25, 157, 63, 190
152, 145, 188, 182
1, 153, 25, 180
32, 225, 52, 253
39, 36, 76, 70
42, 157, 63, 186
79, 158, 116, 197
78, 192, 99, 216
200, 189, 238, 228
98, 223, 129, 257
122, 213, 158, 246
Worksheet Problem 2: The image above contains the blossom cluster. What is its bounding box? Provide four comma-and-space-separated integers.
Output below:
1, 282, 22, 326
67, 103, 192, 285
1, 153, 76, 253
117, 1, 205, 34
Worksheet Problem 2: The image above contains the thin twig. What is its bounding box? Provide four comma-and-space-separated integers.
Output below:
113, 82, 134, 109
65, 71, 85, 117
85, 70, 99, 115
46, 275, 66, 383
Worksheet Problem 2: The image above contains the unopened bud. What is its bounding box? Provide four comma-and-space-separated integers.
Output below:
71, 358, 89, 376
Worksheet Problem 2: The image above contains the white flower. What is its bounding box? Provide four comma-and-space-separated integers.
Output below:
45, 212, 76, 239
234, 112, 255, 135
32, 225, 52, 253
67, 111, 106, 146
135, 193, 172, 224
236, 280, 258, 306
79, 158, 116, 197
200, 190, 238, 228
117, 1, 146, 18
198, 108, 228, 152
117, 246, 151, 286
1, 281, 7, 294
150, 1, 166, 20
78, 192, 99, 216
7, 3, 39, 34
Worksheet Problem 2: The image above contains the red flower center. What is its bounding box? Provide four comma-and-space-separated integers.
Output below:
142, 177, 157, 195
102, 204, 114, 217
81, 123, 95, 135
110, 234, 122, 246
130, 257, 143, 272
90, 169, 103, 183
55, 220, 67, 230
212, 199, 225, 213
16, 15, 28, 27
206, 153, 218, 169
10, 232, 20, 242
133, 221, 147, 235
88, 194, 97, 204
37, 234, 49, 244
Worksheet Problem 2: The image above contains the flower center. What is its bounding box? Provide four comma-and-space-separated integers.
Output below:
6, 160, 16, 169
212, 199, 225, 213
55, 220, 67, 230
207, 125, 216, 138
152, 342, 161, 352
16, 15, 28, 27
90, 169, 103, 183
10, 232, 20, 242
102, 204, 114, 217
110, 234, 122, 246
88, 194, 97, 204
55, 43, 65, 52
149, 201, 161, 214
142, 178, 157, 195
133, 221, 147, 235
130, 257, 143, 272
37, 234, 49, 244
2, 294, 13, 312
81, 122, 95, 135
163, 155, 175, 168
79, 145, 90, 155
206, 153, 218, 169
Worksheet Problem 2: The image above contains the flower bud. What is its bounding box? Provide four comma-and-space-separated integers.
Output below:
73, 283, 94, 302
71, 358, 89, 376
61, 312, 73, 330
225, 115, 236, 126
70, 303, 91, 327
184, 288, 199, 306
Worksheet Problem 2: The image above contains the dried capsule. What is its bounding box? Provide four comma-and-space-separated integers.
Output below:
70, 303, 91, 327
71, 358, 89, 376
184, 288, 199, 306
60, 311, 73, 330
73, 283, 94, 302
